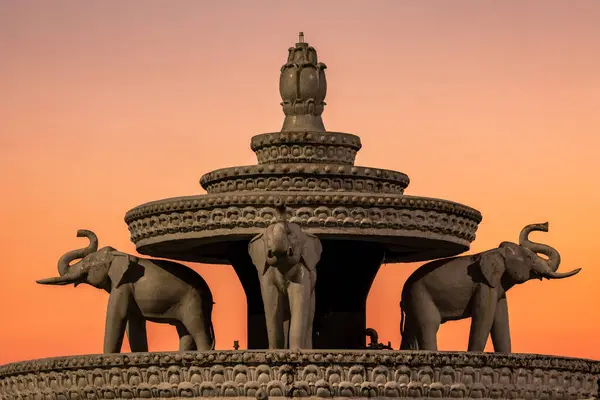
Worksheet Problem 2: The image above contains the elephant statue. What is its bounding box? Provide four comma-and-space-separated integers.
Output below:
37, 229, 216, 353
248, 199, 322, 349
399, 222, 581, 353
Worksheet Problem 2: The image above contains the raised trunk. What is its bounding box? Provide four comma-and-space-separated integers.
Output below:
519, 222, 561, 272
57, 230, 98, 276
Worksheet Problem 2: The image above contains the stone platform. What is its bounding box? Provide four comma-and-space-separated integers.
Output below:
1, 350, 598, 399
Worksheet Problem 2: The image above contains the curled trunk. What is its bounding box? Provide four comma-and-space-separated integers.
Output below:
519, 222, 561, 272
57, 230, 98, 276
529, 246, 581, 280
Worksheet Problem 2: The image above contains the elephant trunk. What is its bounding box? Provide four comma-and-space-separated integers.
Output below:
57, 230, 98, 276
519, 222, 561, 272
270, 223, 291, 256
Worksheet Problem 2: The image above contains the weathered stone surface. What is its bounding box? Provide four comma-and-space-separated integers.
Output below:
1, 350, 598, 399
125, 193, 481, 264
250, 131, 362, 165
122, 34, 485, 350
200, 163, 410, 195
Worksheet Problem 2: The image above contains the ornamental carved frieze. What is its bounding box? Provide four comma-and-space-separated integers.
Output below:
1, 351, 599, 399
250, 131, 362, 165
199, 164, 410, 195
124, 193, 482, 247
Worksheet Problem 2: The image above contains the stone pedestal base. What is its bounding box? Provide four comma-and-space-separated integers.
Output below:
1, 350, 598, 399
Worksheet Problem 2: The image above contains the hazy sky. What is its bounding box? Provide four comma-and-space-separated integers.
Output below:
1, 0, 599, 364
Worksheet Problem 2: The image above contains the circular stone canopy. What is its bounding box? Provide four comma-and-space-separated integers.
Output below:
125, 34, 482, 264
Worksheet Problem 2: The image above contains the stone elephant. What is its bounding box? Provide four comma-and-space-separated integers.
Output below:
37, 229, 215, 353
248, 199, 322, 349
399, 222, 581, 353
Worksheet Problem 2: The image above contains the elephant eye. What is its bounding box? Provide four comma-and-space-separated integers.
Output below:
267, 249, 274, 258
287, 247, 294, 257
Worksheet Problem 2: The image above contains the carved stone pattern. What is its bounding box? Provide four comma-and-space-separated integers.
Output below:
250, 131, 362, 165
125, 194, 481, 224
254, 144, 358, 165
1, 351, 598, 399
125, 196, 482, 243
203, 176, 407, 195
200, 164, 410, 194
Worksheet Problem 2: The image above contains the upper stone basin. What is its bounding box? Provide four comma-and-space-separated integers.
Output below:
125, 191, 481, 264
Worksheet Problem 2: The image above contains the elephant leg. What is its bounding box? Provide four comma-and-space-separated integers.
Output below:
490, 295, 511, 353
126, 307, 148, 352
409, 289, 440, 350
468, 286, 498, 352
304, 289, 316, 349
287, 277, 312, 350
176, 323, 197, 351
283, 302, 291, 348
181, 314, 212, 351
260, 271, 286, 349
400, 313, 419, 350
104, 288, 131, 353
180, 295, 212, 351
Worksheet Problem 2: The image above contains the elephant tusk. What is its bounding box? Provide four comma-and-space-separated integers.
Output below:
36, 276, 74, 285
544, 268, 581, 279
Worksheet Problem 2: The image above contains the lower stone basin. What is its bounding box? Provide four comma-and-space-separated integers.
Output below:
1, 350, 598, 399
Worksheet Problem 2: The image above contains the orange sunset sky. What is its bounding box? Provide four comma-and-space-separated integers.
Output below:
1, 0, 599, 365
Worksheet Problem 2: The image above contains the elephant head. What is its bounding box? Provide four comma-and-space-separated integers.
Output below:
477, 222, 581, 288
37, 230, 139, 290
249, 199, 322, 275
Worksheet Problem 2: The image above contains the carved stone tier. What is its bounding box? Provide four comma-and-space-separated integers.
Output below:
250, 131, 362, 165
2, 351, 599, 399
199, 164, 410, 195
125, 193, 480, 263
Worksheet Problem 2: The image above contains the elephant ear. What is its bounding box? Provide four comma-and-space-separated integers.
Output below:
107, 251, 139, 288
248, 233, 269, 275
301, 233, 322, 273
476, 248, 506, 288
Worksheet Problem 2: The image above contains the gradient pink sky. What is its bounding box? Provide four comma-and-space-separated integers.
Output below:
1, 0, 599, 364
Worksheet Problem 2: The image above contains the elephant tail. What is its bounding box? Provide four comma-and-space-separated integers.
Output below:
399, 300, 419, 350
209, 321, 216, 350
399, 300, 405, 339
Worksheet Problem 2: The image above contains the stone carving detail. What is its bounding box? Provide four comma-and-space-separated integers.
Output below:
200, 164, 410, 195
400, 223, 582, 354
36, 230, 216, 353
250, 131, 362, 165
255, 143, 358, 165
1, 351, 599, 399
125, 197, 481, 246
248, 199, 322, 349
279, 32, 328, 132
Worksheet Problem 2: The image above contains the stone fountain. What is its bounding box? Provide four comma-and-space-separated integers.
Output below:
1, 34, 598, 399
123, 32, 481, 350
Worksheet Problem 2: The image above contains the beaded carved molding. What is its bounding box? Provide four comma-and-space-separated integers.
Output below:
124, 193, 482, 246
200, 164, 410, 195
1, 351, 598, 399
250, 132, 362, 165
